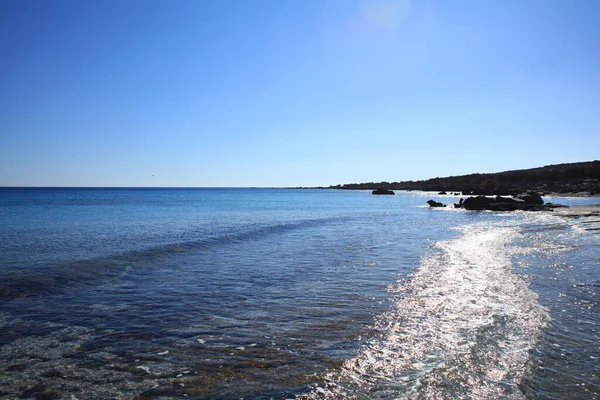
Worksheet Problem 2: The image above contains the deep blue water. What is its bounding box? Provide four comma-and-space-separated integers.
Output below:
0, 188, 598, 399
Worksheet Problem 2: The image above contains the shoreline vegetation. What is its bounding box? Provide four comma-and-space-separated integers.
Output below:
320, 160, 600, 197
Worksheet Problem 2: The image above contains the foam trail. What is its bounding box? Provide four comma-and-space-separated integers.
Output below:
304, 221, 548, 399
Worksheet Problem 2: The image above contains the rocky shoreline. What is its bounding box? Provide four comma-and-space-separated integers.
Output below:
330, 161, 600, 196
427, 191, 572, 212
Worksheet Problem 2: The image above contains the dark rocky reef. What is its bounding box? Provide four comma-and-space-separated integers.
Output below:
427, 200, 446, 208
455, 191, 552, 211
372, 189, 395, 195
427, 191, 567, 211
515, 191, 544, 205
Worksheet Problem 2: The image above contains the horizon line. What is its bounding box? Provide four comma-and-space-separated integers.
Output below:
0, 186, 332, 190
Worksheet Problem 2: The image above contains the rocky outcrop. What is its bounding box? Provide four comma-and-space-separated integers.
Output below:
453, 192, 554, 211
427, 200, 446, 207
516, 191, 544, 205
372, 189, 395, 195
427, 191, 570, 211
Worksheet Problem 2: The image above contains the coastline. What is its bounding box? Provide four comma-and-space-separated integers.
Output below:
546, 191, 600, 198
552, 204, 600, 224
550, 204, 600, 234
553, 204, 600, 216
328, 160, 600, 195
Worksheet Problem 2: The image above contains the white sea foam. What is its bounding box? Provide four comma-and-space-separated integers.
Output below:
304, 220, 550, 399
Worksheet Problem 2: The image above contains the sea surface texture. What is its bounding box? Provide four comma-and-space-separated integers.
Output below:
0, 188, 598, 399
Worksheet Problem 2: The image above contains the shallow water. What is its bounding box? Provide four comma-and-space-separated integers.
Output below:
0, 188, 598, 399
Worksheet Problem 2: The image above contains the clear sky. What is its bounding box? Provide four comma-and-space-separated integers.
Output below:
1, 0, 599, 187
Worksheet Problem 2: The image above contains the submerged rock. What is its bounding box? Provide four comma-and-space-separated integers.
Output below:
39, 369, 64, 378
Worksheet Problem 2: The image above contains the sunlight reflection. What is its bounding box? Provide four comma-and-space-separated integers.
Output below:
302, 221, 551, 399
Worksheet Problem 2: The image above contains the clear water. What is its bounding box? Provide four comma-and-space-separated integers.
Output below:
0, 188, 598, 399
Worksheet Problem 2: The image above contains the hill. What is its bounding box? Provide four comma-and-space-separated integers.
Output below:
331, 161, 600, 195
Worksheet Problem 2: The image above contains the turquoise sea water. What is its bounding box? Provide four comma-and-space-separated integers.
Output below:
0, 188, 598, 399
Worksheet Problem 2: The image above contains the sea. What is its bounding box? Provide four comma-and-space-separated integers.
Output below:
0, 188, 598, 400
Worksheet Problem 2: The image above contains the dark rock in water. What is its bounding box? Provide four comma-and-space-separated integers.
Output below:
19, 383, 58, 399
6, 363, 28, 371
545, 202, 570, 208
438, 191, 447, 195
458, 193, 554, 211
372, 189, 395, 195
494, 195, 522, 204
462, 195, 526, 211
516, 191, 544, 205
461, 196, 494, 210
40, 369, 64, 378
427, 200, 446, 207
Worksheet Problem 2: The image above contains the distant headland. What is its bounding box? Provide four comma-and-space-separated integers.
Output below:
327, 161, 600, 196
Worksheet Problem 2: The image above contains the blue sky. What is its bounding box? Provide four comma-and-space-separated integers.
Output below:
1, 0, 599, 187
